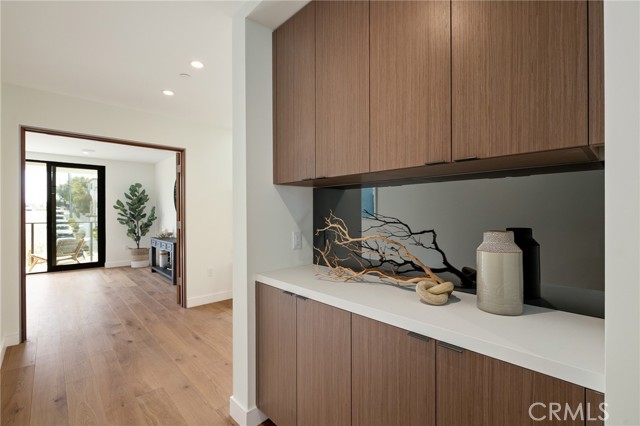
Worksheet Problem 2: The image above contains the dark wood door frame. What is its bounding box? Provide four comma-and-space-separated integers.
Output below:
20, 126, 188, 342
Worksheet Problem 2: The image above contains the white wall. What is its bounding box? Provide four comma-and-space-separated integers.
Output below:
155, 155, 178, 235
373, 170, 604, 315
25, 151, 158, 267
1, 83, 233, 347
230, 12, 313, 426
604, 1, 640, 425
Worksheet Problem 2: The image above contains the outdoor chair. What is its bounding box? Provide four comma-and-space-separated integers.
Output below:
28, 238, 84, 272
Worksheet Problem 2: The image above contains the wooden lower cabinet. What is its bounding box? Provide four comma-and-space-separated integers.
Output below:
256, 283, 297, 426
585, 389, 605, 426
257, 282, 596, 426
436, 342, 585, 426
352, 315, 436, 426
256, 283, 351, 426
296, 297, 351, 426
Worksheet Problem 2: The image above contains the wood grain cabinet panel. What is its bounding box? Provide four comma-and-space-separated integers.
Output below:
296, 298, 351, 426
352, 315, 435, 426
370, 0, 451, 172
452, 1, 588, 160
586, 389, 605, 426
316, 0, 370, 178
255, 283, 297, 426
436, 343, 585, 426
588, 0, 604, 146
273, 3, 316, 184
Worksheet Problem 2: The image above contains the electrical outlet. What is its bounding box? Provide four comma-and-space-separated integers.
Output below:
292, 231, 302, 250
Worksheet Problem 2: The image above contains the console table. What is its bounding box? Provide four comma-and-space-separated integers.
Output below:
150, 237, 176, 284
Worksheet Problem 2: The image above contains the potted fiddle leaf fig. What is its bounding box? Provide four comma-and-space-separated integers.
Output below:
113, 183, 157, 268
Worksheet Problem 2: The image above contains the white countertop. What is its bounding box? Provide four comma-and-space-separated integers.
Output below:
255, 264, 605, 392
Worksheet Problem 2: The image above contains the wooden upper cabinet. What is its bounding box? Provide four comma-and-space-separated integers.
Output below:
588, 0, 604, 146
255, 283, 297, 426
296, 298, 351, 426
436, 343, 585, 426
316, 0, 370, 178
352, 315, 436, 426
452, 1, 588, 160
273, 2, 316, 184
370, 1, 451, 172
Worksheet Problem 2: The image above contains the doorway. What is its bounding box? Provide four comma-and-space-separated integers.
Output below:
26, 160, 106, 273
20, 126, 187, 342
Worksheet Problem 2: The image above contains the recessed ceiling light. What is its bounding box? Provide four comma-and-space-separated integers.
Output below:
81, 149, 95, 155
162, 89, 175, 96
190, 60, 204, 69
179, 73, 191, 79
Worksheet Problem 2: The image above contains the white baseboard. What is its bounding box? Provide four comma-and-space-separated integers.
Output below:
104, 260, 131, 268
187, 290, 232, 308
229, 396, 267, 426
1, 333, 20, 365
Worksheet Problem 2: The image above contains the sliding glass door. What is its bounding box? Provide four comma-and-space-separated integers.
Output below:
26, 161, 105, 273
47, 162, 105, 271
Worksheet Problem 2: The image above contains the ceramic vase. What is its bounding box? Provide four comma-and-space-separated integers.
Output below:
476, 231, 523, 316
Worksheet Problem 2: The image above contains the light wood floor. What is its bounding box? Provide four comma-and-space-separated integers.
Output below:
1, 267, 235, 426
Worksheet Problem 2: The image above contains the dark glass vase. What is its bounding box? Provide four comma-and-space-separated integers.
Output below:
506, 227, 541, 300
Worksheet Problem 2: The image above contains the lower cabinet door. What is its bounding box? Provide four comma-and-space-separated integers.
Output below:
296, 297, 351, 426
352, 315, 436, 426
256, 283, 297, 426
436, 342, 586, 426
586, 389, 605, 426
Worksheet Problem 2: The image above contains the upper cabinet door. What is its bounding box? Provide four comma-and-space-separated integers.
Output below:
316, 0, 370, 178
273, 2, 316, 184
452, 1, 588, 160
370, 1, 451, 172
588, 0, 604, 146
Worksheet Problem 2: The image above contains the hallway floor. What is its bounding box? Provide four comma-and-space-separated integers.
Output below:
1, 267, 235, 426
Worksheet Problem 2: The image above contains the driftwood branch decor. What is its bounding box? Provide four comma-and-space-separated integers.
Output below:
314, 211, 456, 305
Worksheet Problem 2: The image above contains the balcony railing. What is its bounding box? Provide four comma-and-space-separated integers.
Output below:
26, 221, 99, 273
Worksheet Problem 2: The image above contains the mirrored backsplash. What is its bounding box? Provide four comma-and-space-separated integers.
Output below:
314, 170, 604, 318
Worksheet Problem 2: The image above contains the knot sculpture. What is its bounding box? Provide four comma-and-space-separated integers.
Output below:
416, 280, 454, 306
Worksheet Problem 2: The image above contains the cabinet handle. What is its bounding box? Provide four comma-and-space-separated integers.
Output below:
301, 177, 315, 181
408, 331, 431, 342
425, 160, 446, 166
315, 176, 328, 180
282, 291, 295, 296
295, 295, 308, 301
454, 156, 479, 162
438, 341, 465, 353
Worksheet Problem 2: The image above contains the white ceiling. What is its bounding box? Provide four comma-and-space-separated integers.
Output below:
247, 0, 309, 30
26, 131, 176, 164
2, 1, 248, 127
